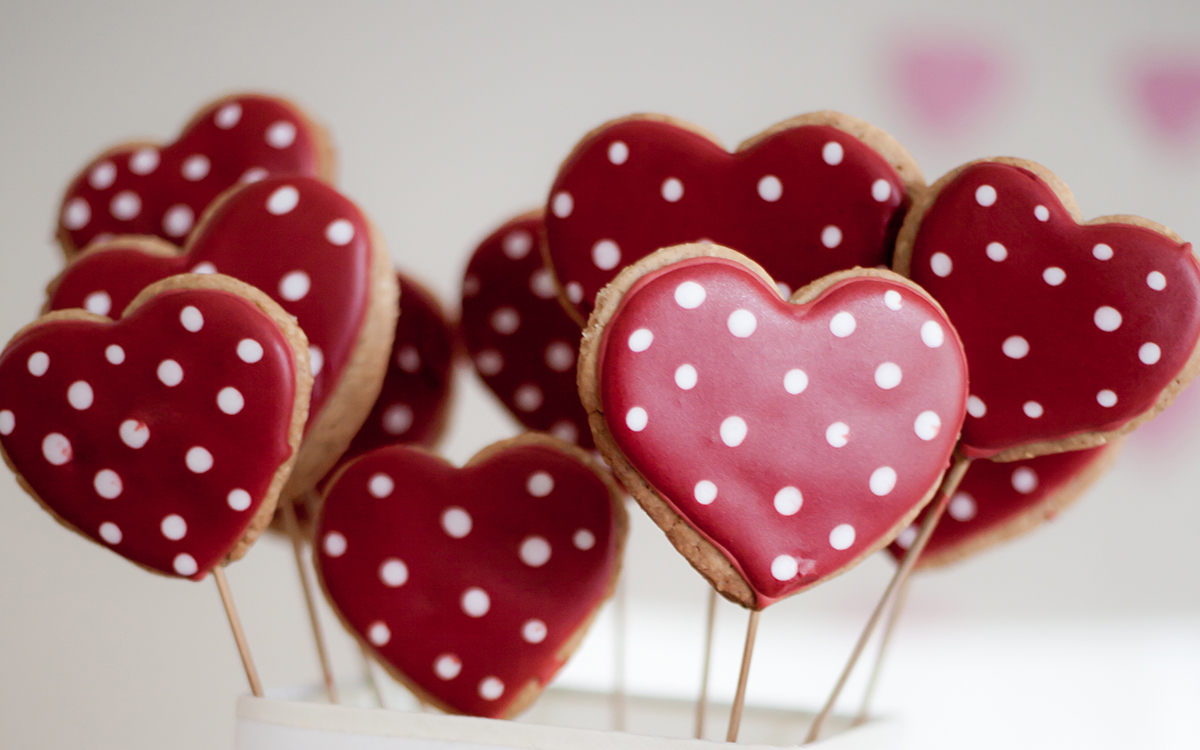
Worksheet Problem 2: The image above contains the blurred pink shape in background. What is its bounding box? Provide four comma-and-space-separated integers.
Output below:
890, 39, 1005, 136
1132, 58, 1200, 148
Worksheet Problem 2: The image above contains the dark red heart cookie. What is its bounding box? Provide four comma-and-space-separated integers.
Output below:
580, 245, 968, 609
887, 442, 1119, 569
0, 275, 310, 579
57, 93, 333, 258
544, 112, 923, 322
461, 211, 594, 448
46, 176, 398, 499
315, 435, 626, 718
896, 159, 1200, 460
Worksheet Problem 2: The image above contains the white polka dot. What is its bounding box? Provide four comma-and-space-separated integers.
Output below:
930, 252, 953, 277
157, 359, 183, 386
380, 558, 408, 587
551, 191, 573, 218
826, 422, 850, 447
368, 621, 390, 646
1002, 336, 1030, 359
163, 204, 194, 237
227, 489, 251, 511
238, 339, 264, 363
0, 410, 12, 435
241, 167, 268, 183
1094, 306, 1122, 332
627, 328, 653, 352
161, 514, 187, 541
397, 346, 421, 373
820, 225, 843, 249
326, 219, 355, 246
784, 369, 808, 394
491, 307, 520, 334
527, 471, 554, 497
822, 141, 844, 165
173, 554, 198, 577
757, 175, 783, 202
573, 528, 596, 550
308, 346, 323, 377
475, 350, 503, 376
323, 531, 347, 557
914, 411, 942, 440
1097, 389, 1118, 407
62, 198, 90, 230
192, 261, 217, 274
266, 120, 297, 148
380, 403, 413, 435
551, 421, 578, 444
1139, 342, 1162, 365
514, 384, 543, 412
530, 268, 556, 299
1011, 467, 1038, 494
869, 467, 897, 496
921, 320, 945, 348
462, 587, 490, 617
93, 469, 122, 499
884, 290, 902, 310
774, 486, 803, 516
830, 311, 856, 338
279, 271, 311, 301
566, 282, 583, 304
1034, 205, 1050, 222
694, 480, 717, 505
215, 103, 242, 128
216, 387, 244, 415
479, 677, 504, 701
522, 619, 548, 643
874, 362, 902, 390
626, 407, 648, 431
110, 191, 141, 220
771, 555, 799, 580
829, 524, 856, 550
99, 522, 122, 545
520, 536, 552, 567
119, 420, 149, 449
592, 239, 621, 270
1093, 243, 1114, 261
129, 148, 159, 175
948, 492, 977, 521
266, 185, 299, 215
1043, 267, 1066, 286
727, 310, 757, 337
895, 525, 918, 549
1147, 271, 1167, 291
368, 473, 394, 498
27, 352, 49, 376
186, 446, 213, 473
105, 344, 125, 364
720, 416, 747, 447
435, 654, 462, 679
176, 306, 204, 333
975, 184, 997, 206
986, 242, 1008, 261
661, 177, 684, 202
67, 381, 93, 410
674, 364, 698, 390
41, 433, 71, 465
1023, 401, 1044, 418
181, 154, 210, 181
85, 292, 112, 319
544, 342, 575, 373
777, 282, 792, 298
441, 507, 472, 538
871, 179, 892, 202
608, 140, 629, 164
674, 281, 706, 309
89, 161, 117, 190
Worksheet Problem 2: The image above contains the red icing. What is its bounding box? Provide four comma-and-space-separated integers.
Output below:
905, 162, 1200, 457
48, 176, 373, 433
461, 213, 594, 448
886, 444, 1115, 567
315, 441, 622, 718
0, 288, 298, 579
598, 258, 968, 607
545, 118, 910, 318
58, 95, 327, 256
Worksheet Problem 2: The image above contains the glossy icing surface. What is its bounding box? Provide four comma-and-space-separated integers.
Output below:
907, 162, 1200, 457
545, 118, 909, 318
461, 213, 593, 447
316, 442, 621, 718
0, 289, 298, 579
598, 258, 967, 606
58, 94, 327, 255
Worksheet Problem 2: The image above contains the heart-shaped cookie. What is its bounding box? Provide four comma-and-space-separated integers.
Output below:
895, 158, 1200, 460
544, 111, 923, 322
580, 245, 968, 609
887, 442, 1119, 569
0, 275, 310, 579
58, 93, 333, 258
46, 176, 398, 499
315, 435, 626, 718
461, 210, 593, 448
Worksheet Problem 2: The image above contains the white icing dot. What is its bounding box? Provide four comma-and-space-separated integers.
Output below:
573, 528, 596, 550
99, 522, 122, 545
727, 310, 757, 338
491, 307, 520, 334
771, 555, 799, 581
551, 191, 574, 218
948, 492, 977, 521
368, 473, 395, 498
227, 489, 251, 511
323, 531, 347, 557
674, 281, 706, 309
119, 419, 149, 448
162, 204, 194, 237
379, 558, 408, 587
774, 486, 803, 516
896, 525, 918, 549
279, 271, 311, 301
675, 364, 698, 390
266, 185, 299, 215
592, 239, 621, 270
874, 362, 902, 390
626, 407, 648, 432
186, 446, 213, 473
0, 410, 12, 435
1023, 401, 1044, 418
826, 422, 850, 447
884, 290, 902, 310
822, 141, 844, 165
784, 369, 808, 394
628, 328, 653, 352
520, 536, 552, 567
720, 416, 747, 447
551, 421, 578, 444
967, 396, 987, 418
1093, 243, 1114, 261
514, 384, 543, 412
435, 654, 462, 679
757, 175, 783, 202
266, 120, 297, 148
1094, 306, 1122, 332
240, 167, 268, 183
1002, 336, 1030, 359
915, 411, 942, 440
530, 268, 556, 299
27, 352, 49, 376
694, 480, 717, 505
110, 191, 141, 221
608, 140, 629, 164
661, 177, 684, 202
921, 320, 945, 348
173, 554, 198, 577
830, 311, 856, 337
1139, 342, 1161, 365
326, 219, 355, 246
1043, 267, 1066, 286
442, 507, 472, 538
62, 198, 90, 230
89, 161, 117, 190
67, 381, 93, 410
975, 184, 997, 206
986, 241, 1008, 261
368, 621, 391, 646
777, 282, 792, 298
192, 261, 217, 274
1097, 389, 1118, 407
157, 359, 183, 386
820, 225, 843, 249
527, 471, 554, 497
522, 619, 548, 643
83, 291, 112, 316
307, 344, 322, 375
566, 282, 583, 304
397, 346, 421, 373
1147, 271, 1167, 291
129, 148, 159, 175
1011, 466, 1038, 494
479, 677, 504, 701
215, 102, 242, 128
930, 252, 953, 277
217, 387, 244, 415
105, 344, 125, 364
383, 402, 414, 434
93, 469, 122, 499
871, 179, 892, 202
42, 433, 71, 465
178, 305, 204, 332
237, 339, 264, 363
1034, 205, 1050, 221
462, 587, 490, 617
545, 342, 575, 372
829, 524, 856, 550
869, 467, 897, 496
475, 350, 503, 376
161, 514, 187, 541
181, 154, 210, 181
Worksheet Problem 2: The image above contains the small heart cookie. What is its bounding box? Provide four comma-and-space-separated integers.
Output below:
580, 245, 968, 609
0, 275, 310, 579
58, 93, 333, 258
315, 435, 626, 718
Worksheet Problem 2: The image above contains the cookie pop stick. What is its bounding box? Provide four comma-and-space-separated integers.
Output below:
282, 495, 339, 703
694, 588, 718, 739
213, 565, 265, 697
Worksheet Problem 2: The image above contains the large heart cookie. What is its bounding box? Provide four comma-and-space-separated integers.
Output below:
0, 275, 310, 579
545, 112, 923, 322
461, 211, 593, 447
896, 158, 1200, 460
58, 94, 333, 258
580, 245, 968, 609
47, 176, 397, 498
315, 435, 626, 718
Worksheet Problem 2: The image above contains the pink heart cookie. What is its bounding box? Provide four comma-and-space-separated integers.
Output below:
0, 275, 310, 579
46, 176, 398, 499
57, 93, 333, 258
461, 211, 594, 448
545, 112, 923, 323
887, 442, 1119, 569
895, 158, 1200, 460
315, 435, 626, 718
580, 245, 968, 609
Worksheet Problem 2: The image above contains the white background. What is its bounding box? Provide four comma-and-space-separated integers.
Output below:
2, 1, 1199, 748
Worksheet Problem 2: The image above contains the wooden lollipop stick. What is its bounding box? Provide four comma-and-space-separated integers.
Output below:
213, 565, 264, 698
852, 575, 913, 726
695, 587, 718, 739
612, 574, 628, 731
282, 498, 340, 704
803, 453, 971, 744
726, 608, 761, 742
359, 644, 387, 708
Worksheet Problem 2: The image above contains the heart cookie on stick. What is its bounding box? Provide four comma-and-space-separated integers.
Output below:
579, 245, 968, 609
0, 274, 311, 579
58, 93, 333, 258
315, 435, 627, 718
